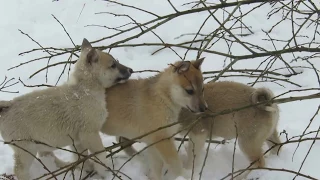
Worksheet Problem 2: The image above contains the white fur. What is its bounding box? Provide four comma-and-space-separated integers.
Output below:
0, 39, 132, 180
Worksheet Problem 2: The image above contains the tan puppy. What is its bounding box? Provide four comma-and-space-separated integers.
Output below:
0, 38, 132, 180
102, 58, 206, 180
119, 81, 281, 179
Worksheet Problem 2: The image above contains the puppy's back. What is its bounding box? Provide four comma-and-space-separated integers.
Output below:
179, 81, 279, 137
0, 85, 103, 143
102, 78, 159, 137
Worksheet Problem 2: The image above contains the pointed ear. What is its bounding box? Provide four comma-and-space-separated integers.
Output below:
174, 61, 191, 74
192, 57, 205, 69
81, 38, 92, 51
86, 48, 99, 65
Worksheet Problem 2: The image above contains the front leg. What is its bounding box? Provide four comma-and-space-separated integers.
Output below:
68, 143, 94, 172
146, 147, 164, 180
38, 151, 69, 168
185, 130, 208, 170
150, 137, 189, 179
79, 132, 111, 178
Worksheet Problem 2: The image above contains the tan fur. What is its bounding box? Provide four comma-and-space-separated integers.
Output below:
179, 82, 281, 179
0, 38, 132, 180
102, 59, 206, 180
119, 81, 281, 179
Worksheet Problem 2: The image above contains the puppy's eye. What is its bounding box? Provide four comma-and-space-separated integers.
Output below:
185, 89, 194, 95
111, 63, 116, 69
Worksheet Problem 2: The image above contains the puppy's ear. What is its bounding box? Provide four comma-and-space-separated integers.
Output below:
86, 48, 99, 65
81, 38, 92, 51
192, 57, 205, 69
174, 61, 191, 74
81, 38, 98, 64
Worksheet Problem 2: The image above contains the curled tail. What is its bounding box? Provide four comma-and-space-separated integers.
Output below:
251, 88, 277, 112
0, 100, 11, 114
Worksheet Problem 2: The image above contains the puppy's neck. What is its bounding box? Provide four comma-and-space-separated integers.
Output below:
67, 61, 104, 92
151, 69, 181, 115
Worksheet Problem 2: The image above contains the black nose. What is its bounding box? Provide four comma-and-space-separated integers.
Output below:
128, 68, 133, 74
199, 104, 207, 112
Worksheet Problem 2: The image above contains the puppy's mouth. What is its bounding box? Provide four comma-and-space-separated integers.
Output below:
186, 106, 196, 113
115, 76, 129, 84
115, 78, 129, 83
186, 105, 204, 115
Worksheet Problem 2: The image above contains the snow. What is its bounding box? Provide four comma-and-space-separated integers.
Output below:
0, 0, 320, 180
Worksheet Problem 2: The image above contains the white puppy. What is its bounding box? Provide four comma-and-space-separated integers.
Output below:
0, 38, 133, 180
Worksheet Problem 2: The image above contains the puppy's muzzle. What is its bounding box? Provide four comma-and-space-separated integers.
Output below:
187, 103, 207, 114
199, 103, 208, 113
116, 67, 133, 83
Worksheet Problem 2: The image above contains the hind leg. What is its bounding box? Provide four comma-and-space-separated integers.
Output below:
237, 137, 265, 180
185, 131, 208, 170
266, 129, 282, 155
13, 146, 36, 180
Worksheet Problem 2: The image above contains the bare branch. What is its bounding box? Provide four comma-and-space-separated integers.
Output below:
0, 77, 19, 93
51, 14, 76, 48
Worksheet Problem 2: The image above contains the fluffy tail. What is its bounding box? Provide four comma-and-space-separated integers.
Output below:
251, 88, 277, 112
0, 100, 11, 114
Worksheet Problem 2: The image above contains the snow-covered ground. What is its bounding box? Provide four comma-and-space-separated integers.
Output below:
0, 0, 319, 180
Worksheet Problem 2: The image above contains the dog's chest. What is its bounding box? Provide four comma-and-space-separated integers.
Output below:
166, 107, 180, 123
166, 113, 178, 124
75, 90, 108, 125
90, 94, 107, 120
165, 109, 180, 133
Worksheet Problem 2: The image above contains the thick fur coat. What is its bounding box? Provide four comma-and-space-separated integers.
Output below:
119, 81, 281, 180
0, 38, 132, 180
102, 58, 206, 180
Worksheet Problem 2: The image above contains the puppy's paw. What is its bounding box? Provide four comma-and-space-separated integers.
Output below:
175, 176, 189, 180
38, 151, 53, 157
190, 173, 200, 180
77, 161, 94, 172
93, 163, 108, 179
185, 159, 194, 170
181, 168, 191, 179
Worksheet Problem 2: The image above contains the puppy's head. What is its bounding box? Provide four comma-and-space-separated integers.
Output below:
79, 38, 133, 88
170, 57, 207, 113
